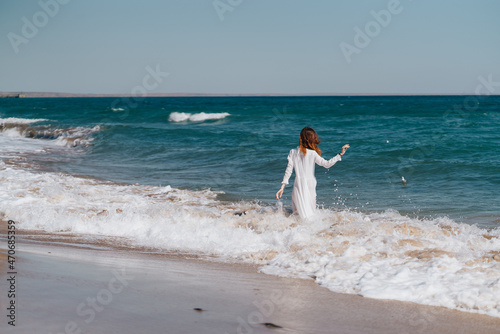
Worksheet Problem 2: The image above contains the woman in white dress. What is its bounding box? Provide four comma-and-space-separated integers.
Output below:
276, 127, 349, 219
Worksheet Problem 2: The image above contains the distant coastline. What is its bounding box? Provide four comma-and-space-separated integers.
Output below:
1, 92, 495, 98
0, 93, 26, 98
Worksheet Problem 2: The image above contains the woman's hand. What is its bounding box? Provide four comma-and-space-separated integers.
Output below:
276, 184, 285, 199
340, 144, 350, 156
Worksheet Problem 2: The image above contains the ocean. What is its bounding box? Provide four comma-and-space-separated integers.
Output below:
1, 96, 499, 317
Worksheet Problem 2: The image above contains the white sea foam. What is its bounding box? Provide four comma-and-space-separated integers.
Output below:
0, 117, 100, 149
0, 117, 48, 124
168, 112, 230, 122
52, 125, 101, 147
1, 165, 499, 318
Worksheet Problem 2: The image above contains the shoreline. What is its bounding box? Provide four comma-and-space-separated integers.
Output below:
1, 222, 500, 333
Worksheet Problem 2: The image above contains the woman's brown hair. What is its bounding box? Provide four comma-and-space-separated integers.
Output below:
299, 127, 321, 156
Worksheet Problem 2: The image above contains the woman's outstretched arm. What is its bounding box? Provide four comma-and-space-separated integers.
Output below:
315, 144, 350, 168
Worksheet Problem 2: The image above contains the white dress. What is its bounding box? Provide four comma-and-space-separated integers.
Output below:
281, 147, 341, 219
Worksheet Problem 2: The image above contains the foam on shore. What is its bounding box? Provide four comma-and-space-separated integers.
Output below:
1, 162, 499, 317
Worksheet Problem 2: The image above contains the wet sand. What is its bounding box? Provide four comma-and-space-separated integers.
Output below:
1, 225, 500, 333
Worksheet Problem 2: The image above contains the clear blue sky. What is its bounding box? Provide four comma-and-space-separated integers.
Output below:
1, 0, 499, 95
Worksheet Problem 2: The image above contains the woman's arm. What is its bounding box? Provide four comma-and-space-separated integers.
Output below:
281, 150, 294, 185
315, 144, 350, 168
276, 183, 285, 199
276, 150, 294, 199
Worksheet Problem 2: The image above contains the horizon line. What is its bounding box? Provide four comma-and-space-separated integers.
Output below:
2, 91, 498, 98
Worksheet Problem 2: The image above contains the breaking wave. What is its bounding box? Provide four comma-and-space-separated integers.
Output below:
0, 117, 100, 148
1, 163, 499, 318
168, 112, 230, 122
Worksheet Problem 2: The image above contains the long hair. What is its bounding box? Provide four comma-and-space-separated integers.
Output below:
299, 127, 321, 156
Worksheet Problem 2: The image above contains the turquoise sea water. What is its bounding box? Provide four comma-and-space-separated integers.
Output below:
3, 96, 500, 317
1, 96, 499, 227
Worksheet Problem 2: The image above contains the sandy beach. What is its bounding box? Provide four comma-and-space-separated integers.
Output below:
0, 222, 499, 334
